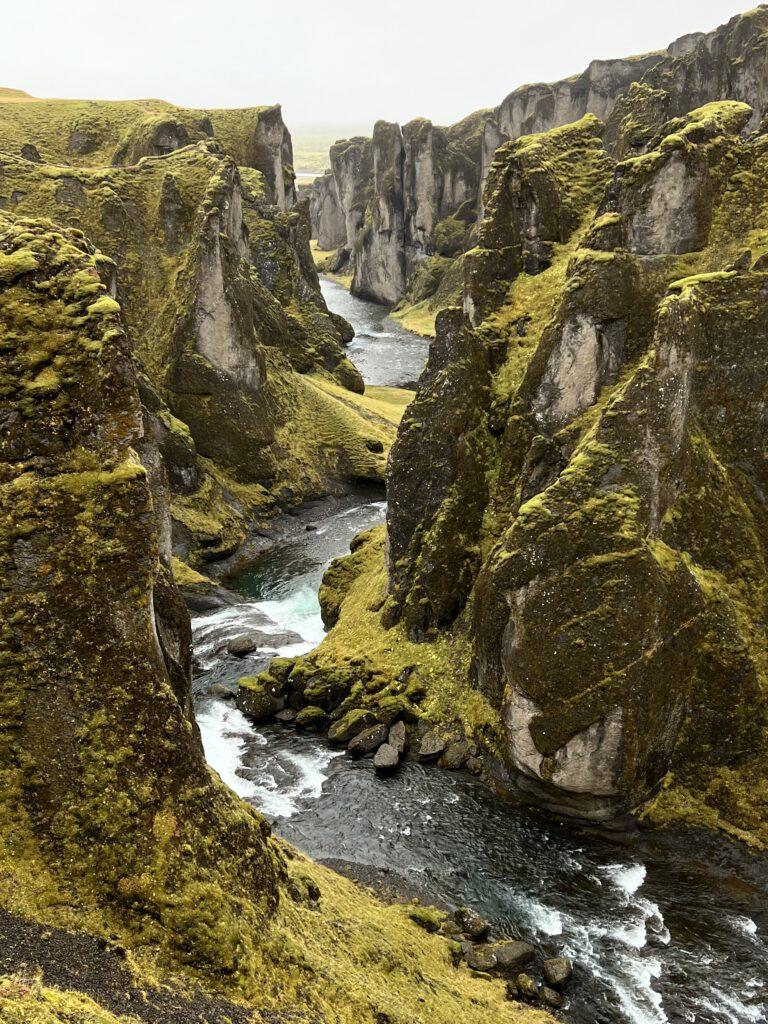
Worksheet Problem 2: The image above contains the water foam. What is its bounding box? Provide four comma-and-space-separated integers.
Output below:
197, 701, 339, 818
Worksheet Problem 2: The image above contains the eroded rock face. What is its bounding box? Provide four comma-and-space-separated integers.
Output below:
354, 121, 406, 304
0, 214, 282, 966
307, 7, 768, 306
310, 169, 346, 250
379, 102, 768, 826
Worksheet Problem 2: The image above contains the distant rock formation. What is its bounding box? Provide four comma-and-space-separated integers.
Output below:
309, 6, 768, 305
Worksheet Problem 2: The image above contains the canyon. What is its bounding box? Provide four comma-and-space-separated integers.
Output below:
1, 5, 767, 1023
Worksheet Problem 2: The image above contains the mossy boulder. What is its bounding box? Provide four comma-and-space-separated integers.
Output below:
327, 708, 377, 745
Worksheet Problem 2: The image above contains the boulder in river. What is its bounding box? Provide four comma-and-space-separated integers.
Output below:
373, 743, 400, 772
328, 708, 377, 745
227, 629, 301, 655
418, 729, 448, 761
295, 705, 331, 732
489, 939, 535, 975
541, 986, 564, 1008
542, 955, 573, 988
515, 973, 540, 1001
206, 683, 235, 700
347, 724, 389, 756
453, 906, 490, 940
236, 677, 282, 722
226, 633, 262, 656
276, 708, 297, 724
388, 719, 407, 754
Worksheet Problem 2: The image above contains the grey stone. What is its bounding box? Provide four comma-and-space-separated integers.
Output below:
388, 719, 407, 754
516, 973, 539, 1001
489, 940, 536, 975
438, 740, 471, 770
347, 724, 388, 757
542, 986, 564, 1008
206, 683, 234, 700
418, 729, 448, 761
373, 743, 400, 772
453, 906, 490, 941
463, 943, 497, 972
542, 956, 573, 988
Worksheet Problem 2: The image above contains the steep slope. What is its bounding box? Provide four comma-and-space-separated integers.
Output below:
0, 105, 401, 569
0, 93, 297, 208
308, 5, 768, 308
291, 101, 768, 847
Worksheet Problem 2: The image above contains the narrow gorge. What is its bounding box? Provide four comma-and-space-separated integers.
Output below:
1, 5, 767, 1024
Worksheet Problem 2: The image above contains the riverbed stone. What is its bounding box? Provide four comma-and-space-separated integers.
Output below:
275, 708, 297, 723
489, 940, 536, 975
463, 943, 498, 972
206, 683, 235, 700
438, 740, 471, 770
347, 723, 388, 757
328, 708, 377, 745
373, 742, 400, 772
236, 678, 280, 722
542, 956, 573, 988
439, 918, 463, 937
418, 729, 448, 761
453, 906, 490, 940
541, 986, 564, 1008
304, 669, 354, 709
516, 974, 540, 1001
388, 719, 407, 754
227, 633, 262, 656
295, 705, 331, 732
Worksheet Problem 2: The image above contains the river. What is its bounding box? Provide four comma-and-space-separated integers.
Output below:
192, 280, 767, 1024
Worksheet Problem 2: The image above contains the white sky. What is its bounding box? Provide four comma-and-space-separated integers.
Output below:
2, 1, 755, 129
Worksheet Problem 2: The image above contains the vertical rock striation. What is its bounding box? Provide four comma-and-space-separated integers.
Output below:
308, 6, 768, 306
307, 95, 768, 845
0, 215, 283, 967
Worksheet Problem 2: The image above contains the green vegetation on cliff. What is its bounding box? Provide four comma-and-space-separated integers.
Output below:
309, 101, 768, 846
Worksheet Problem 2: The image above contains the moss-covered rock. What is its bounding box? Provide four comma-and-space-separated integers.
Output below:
304, 94, 768, 847
0, 213, 283, 973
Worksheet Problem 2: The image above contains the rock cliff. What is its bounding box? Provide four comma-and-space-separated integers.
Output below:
0, 96, 406, 569
309, 6, 768, 307
300, 98, 768, 846
0, 95, 297, 208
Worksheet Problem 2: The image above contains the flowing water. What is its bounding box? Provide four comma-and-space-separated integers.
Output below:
320, 277, 430, 386
192, 284, 767, 1024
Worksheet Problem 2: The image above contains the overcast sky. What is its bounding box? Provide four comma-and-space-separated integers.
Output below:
2, 1, 754, 129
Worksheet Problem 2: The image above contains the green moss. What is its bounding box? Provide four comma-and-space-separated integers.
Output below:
0, 976, 132, 1024
408, 905, 445, 933
0, 248, 39, 282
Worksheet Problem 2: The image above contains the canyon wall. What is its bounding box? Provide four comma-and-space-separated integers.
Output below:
0, 97, 404, 571
0, 94, 545, 1024
294, 94, 768, 846
309, 5, 768, 305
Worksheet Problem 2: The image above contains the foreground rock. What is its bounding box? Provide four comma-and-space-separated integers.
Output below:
373, 743, 401, 773
301, 98, 768, 845
543, 956, 573, 988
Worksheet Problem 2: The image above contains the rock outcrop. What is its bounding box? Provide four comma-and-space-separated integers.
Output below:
0, 95, 297, 209
0, 100, 402, 569
0, 213, 283, 968
308, 6, 768, 306
303, 97, 768, 845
